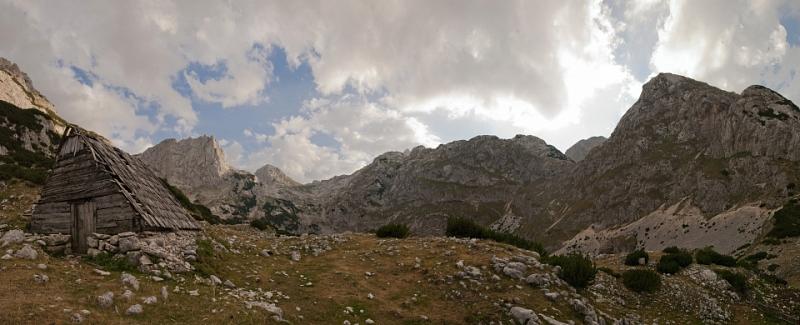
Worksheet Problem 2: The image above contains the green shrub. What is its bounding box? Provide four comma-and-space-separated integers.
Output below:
445, 217, 547, 257
762, 238, 783, 245
767, 199, 800, 238
624, 249, 649, 266
715, 270, 747, 294
162, 179, 224, 224
667, 250, 693, 267
547, 253, 596, 288
663, 246, 682, 254
622, 269, 661, 293
767, 264, 779, 272
744, 251, 769, 261
375, 223, 410, 238
656, 258, 681, 274
695, 247, 736, 267
85, 252, 137, 273
250, 218, 271, 231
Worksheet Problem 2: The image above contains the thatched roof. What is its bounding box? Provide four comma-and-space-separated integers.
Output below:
58, 126, 200, 230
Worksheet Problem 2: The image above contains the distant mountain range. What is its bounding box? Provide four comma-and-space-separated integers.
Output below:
2, 57, 799, 283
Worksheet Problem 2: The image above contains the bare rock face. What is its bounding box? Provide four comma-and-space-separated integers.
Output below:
138, 136, 231, 191
538, 73, 800, 252
0, 58, 65, 169
0, 58, 57, 116
138, 136, 266, 222
307, 134, 574, 235
255, 164, 300, 188
565, 136, 606, 162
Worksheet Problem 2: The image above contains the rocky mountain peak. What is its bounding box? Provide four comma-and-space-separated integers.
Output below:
138, 135, 230, 189
255, 164, 300, 187
0, 57, 57, 116
565, 136, 607, 162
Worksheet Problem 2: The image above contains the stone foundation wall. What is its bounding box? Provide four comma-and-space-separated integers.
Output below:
1, 227, 198, 275
86, 231, 198, 274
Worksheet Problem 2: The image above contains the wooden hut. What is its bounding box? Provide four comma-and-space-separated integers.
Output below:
31, 126, 200, 253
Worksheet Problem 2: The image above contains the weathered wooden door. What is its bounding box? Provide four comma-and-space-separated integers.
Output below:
71, 201, 96, 254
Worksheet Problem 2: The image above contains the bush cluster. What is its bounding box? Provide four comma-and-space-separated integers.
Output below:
695, 247, 736, 267
250, 218, 272, 231
622, 269, 661, 293
446, 217, 547, 257
375, 223, 410, 238
715, 270, 748, 294
547, 253, 597, 289
657, 247, 693, 274
766, 199, 800, 238
624, 249, 649, 266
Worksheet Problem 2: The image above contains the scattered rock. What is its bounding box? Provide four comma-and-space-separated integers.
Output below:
290, 251, 301, 262
14, 244, 38, 260
209, 275, 222, 286
122, 290, 135, 301
70, 312, 84, 323
142, 296, 157, 305
33, 274, 49, 284
510, 306, 539, 325
97, 292, 114, 308
36, 263, 47, 270
223, 279, 236, 288
121, 272, 140, 291
125, 304, 143, 315
0, 229, 24, 246
245, 301, 283, 318
93, 269, 110, 276
161, 286, 169, 301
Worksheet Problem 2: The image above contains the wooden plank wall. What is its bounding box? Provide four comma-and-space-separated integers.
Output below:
31, 146, 138, 234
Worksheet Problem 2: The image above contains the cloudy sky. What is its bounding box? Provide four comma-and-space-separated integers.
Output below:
2, 0, 799, 182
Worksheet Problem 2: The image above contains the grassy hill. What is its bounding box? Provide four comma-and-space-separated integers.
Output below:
0, 225, 798, 324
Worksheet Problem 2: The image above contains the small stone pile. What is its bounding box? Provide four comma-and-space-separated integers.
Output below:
85, 231, 198, 274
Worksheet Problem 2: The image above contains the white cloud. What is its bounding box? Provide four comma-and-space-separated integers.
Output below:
650, 0, 799, 102
1, 0, 798, 179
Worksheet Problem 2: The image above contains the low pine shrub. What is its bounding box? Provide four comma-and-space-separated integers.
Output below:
547, 253, 596, 289
375, 223, 410, 238
624, 249, 649, 266
766, 199, 800, 238
445, 217, 547, 257
250, 218, 271, 231
622, 269, 661, 293
715, 270, 747, 294
695, 247, 736, 267
656, 258, 681, 274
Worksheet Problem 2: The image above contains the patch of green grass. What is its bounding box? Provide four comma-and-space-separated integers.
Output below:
767, 199, 800, 238
546, 253, 596, 289
624, 249, 649, 266
84, 252, 137, 273
597, 267, 620, 278
695, 247, 736, 267
375, 223, 410, 238
446, 216, 547, 257
622, 269, 661, 293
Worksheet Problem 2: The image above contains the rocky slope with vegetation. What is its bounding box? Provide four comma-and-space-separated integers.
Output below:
1, 222, 798, 324
135, 72, 800, 286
